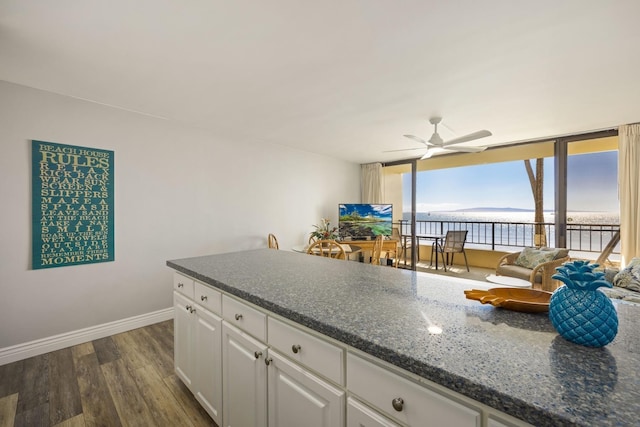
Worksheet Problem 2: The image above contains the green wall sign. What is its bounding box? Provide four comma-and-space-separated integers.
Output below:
32, 140, 115, 269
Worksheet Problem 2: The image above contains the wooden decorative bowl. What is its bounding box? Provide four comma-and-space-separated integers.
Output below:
464, 288, 553, 313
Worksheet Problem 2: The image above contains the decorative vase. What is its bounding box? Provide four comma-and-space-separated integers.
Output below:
549, 260, 618, 347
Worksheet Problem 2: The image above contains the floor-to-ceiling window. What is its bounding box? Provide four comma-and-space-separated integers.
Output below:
566, 139, 620, 261
386, 134, 620, 269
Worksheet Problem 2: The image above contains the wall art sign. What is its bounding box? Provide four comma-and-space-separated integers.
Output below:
32, 140, 115, 269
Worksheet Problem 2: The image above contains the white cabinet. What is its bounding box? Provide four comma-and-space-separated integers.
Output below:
171, 270, 532, 427
347, 397, 401, 427
268, 350, 344, 427
268, 317, 344, 385
174, 273, 195, 387
194, 303, 222, 422
222, 321, 268, 427
347, 352, 481, 427
174, 292, 195, 388
487, 414, 533, 427
222, 295, 267, 341
173, 273, 223, 426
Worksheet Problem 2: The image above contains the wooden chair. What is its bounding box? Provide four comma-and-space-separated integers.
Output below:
267, 233, 279, 249
431, 230, 469, 272
372, 234, 399, 268
306, 240, 346, 260
371, 235, 383, 265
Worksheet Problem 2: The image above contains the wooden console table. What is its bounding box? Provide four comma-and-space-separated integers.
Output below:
340, 239, 399, 263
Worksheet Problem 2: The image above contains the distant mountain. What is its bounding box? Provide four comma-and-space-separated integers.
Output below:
453, 207, 533, 212
429, 207, 554, 213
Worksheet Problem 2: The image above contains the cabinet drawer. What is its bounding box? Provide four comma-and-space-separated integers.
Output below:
174, 272, 194, 299
268, 317, 344, 385
347, 397, 401, 427
195, 282, 222, 314
222, 295, 267, 341
347, 353, 480, 427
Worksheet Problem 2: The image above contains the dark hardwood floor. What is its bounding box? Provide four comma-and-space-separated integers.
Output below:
0, 320, 216, 427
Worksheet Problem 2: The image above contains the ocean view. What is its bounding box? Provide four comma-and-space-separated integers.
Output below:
404, 210, 620, 225
400, 210, 620, 255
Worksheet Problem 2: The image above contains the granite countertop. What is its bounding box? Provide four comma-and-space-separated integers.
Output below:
167, 249, 640, 427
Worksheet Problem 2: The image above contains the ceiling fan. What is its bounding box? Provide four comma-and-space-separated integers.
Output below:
388, 117, 492, 159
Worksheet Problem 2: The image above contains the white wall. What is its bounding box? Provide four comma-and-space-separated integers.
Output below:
0, 81, 360, 351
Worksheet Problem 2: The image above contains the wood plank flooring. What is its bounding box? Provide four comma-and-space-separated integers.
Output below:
0, 320, 216, 427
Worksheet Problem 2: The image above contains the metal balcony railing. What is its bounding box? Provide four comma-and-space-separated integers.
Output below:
396, 220, 621, 255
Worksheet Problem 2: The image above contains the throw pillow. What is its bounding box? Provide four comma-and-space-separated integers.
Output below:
514, 247, 559, 269
613, 258, 640, 292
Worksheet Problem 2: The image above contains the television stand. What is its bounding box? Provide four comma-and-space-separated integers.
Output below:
339, 239, 399, 263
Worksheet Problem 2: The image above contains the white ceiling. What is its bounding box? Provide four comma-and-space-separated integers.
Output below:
2, 1, 639, 164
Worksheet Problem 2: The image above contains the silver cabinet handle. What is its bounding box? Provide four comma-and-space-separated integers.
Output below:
185, 305, 192, 312
291, 344, 302, 354
190, 307, 196, 314
200, 295, 207, 301
392, 397, 404, 412
254, 351, 263, 359
265, 357, 273, 366
235, 313, 243, 321
178, 283, 184, 288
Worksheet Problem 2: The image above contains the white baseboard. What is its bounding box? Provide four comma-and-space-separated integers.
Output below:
0, 307, 174, 366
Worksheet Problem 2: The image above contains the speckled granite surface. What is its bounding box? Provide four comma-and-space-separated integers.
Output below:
167, 249, 640, 427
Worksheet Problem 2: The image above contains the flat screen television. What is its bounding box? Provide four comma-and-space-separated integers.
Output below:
338, 203, 393, 240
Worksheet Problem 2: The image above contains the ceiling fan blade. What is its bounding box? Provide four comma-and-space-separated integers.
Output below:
443, 130, 492, 146
443, 146, 487, 153
403, 134, 431, 146
383, 147, 427, 153
420, 149, 434, 159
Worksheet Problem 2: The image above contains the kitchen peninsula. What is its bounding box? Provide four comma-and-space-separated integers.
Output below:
167, 249, 639, 427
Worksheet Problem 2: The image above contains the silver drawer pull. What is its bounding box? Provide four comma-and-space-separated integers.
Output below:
185, 305, 192, 312
265, 357, 273, 366
235, 313, 243, 321
291, 344, 302, 354
392, 397, 404, 412
254, 351, 263, 359
201, 295, 207, 301
178, 283, 184, 288
190, 307, 196, 314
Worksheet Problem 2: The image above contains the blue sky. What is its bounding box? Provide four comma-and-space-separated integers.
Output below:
403, 151, 619, 212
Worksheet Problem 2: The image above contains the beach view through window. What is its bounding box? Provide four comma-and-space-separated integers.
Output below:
401, 150, 619, 253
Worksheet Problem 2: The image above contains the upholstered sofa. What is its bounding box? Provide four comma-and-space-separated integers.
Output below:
496, 247, 570, 292
600, 258, 640, 304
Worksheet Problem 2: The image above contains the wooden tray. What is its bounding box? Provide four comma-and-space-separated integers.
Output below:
464, 288, 553, 313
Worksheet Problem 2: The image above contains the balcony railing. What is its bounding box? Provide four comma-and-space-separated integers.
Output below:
397, 220, 621, 256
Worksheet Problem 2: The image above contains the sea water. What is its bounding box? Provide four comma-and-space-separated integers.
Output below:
400, 210, 620, 254
406, 211, 620, 225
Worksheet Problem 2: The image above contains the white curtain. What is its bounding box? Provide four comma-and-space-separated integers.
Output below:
618, 124, 640, 266
361, 163, 383, 203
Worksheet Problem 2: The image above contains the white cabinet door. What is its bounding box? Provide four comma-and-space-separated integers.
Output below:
174, 292, 194, 388
194, 303, 223, 426
347, 397, 401, 427
268, 350, 345, 427
222, 322, 268, 427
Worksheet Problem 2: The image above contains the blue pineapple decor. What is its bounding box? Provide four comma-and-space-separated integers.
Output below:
549, 260, 618, 347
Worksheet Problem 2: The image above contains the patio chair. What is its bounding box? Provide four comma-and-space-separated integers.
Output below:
496, 247, 570, 291
397, 228, 418, 265
431, 230, 469, 272
267, 233, 279, 249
